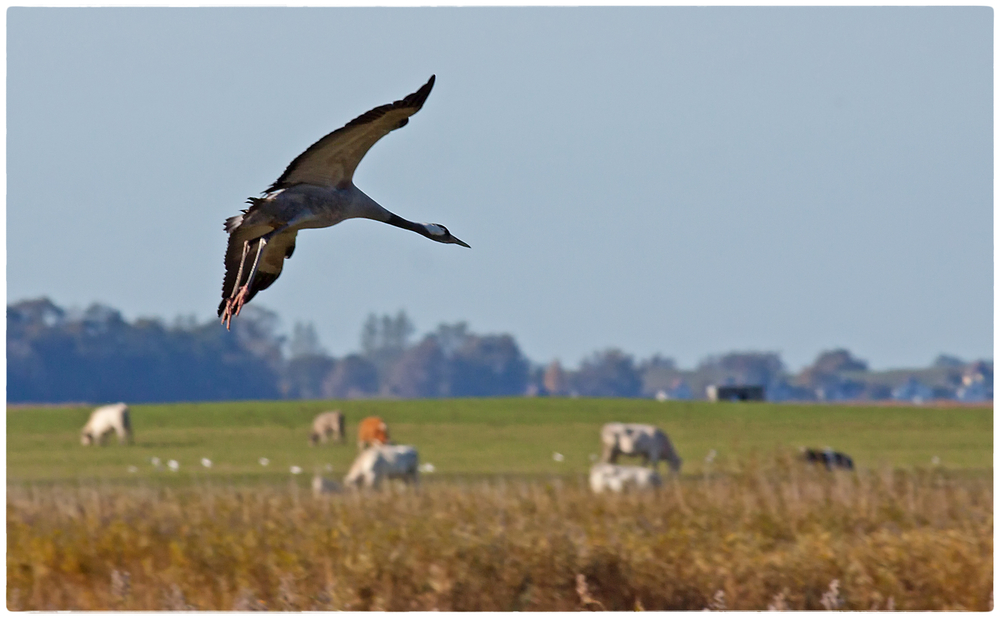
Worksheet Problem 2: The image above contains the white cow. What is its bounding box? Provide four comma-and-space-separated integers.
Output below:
344, 445, 419, 489
600, 423, 682, 473
80, 403, 133, 446
589, 463, 662, 493
309, 410, 346, 445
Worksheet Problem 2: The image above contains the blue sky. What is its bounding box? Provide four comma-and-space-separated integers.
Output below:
6, 7, 993, 370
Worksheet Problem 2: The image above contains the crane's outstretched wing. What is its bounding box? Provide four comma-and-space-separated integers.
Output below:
218, 221, 298, 317
264, 75, 435, 194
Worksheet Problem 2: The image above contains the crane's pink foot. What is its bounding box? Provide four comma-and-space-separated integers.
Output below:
231, 286, 249, 318
220, 286, 250, 331
220, 301, 235, 330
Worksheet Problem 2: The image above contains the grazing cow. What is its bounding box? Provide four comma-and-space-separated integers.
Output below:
801, 447, 854, 471
357, 416, 390, 451
309, 410, 346, 446
80, 403, 133, 446
344, 445, 419, 489
589, 463, 662, 494
311, 473, 342, 496
600, 423, 682, 473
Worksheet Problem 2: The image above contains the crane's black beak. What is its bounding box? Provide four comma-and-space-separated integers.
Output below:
421, 222, 470, 248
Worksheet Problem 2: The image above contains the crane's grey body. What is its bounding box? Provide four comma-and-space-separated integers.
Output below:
226, 185, 386, 237
219, 75, 468, 327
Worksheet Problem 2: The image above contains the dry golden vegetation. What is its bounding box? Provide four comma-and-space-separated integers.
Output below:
7, 456, 992, 611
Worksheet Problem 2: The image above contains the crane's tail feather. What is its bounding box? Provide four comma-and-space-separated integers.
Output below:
224, 214, 244, 233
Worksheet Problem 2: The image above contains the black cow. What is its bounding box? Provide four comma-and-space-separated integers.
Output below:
801, 448, 854, 471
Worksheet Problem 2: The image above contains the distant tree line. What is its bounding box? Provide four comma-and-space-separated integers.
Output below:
8, 298, 283, 403
282, 312, 530, 400
7, 299, 532, 403
6, 298, 993, 404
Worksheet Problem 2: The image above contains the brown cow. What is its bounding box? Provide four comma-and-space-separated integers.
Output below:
357, 416, 390, 451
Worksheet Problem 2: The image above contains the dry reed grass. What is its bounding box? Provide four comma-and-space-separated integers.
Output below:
7, 457, 992, 610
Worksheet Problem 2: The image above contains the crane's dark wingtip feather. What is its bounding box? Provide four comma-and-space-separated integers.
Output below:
407, 75, 435, 108
265, 76, 438, 195
344, 75, 436, 130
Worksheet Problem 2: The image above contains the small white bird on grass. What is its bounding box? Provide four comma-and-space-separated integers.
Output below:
167, 460, 179, 472
259, 457, 270, 467
201, 458, 213, 468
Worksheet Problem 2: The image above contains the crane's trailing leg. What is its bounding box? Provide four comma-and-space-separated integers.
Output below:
221, 236, 268, 330
220, 240, 252, 329
231, 240, 252, 300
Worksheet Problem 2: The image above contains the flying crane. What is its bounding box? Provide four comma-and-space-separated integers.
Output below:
219, 75, 468, 328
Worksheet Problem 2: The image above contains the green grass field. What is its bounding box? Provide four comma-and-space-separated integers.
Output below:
7, 398, 992, 484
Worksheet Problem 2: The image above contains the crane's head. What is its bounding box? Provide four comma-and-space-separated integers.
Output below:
423, 223, 470, 248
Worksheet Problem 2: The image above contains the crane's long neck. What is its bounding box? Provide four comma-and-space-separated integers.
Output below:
353, 188, 432, 239
384, 212, 431, 237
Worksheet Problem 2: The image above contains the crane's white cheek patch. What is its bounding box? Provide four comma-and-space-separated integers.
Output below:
425, 224, 446, 237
